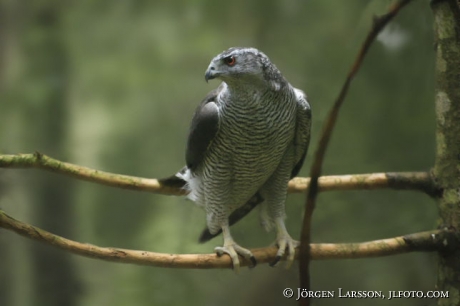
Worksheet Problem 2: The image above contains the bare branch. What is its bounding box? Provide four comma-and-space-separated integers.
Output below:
299, 0, 414, 301
0, 152, 186, 196
0, 153, 435, 195
289, 172, 436, 196
0, 210, 452, 269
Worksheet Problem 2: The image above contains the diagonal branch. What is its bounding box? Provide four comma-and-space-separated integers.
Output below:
0, 153, 436, 195
298, 0, 414, 301
0, 209, 453, 269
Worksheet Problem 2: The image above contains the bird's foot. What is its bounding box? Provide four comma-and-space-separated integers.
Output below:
269, 234, 299, 268
215, 243, 256, 273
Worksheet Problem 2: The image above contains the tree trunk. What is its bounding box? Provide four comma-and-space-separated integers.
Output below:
432, 0, 460, 305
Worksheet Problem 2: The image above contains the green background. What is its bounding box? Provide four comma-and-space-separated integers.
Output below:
0, 1, 437, 305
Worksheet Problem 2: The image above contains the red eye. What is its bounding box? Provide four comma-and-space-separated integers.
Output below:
223, 56, 236, 66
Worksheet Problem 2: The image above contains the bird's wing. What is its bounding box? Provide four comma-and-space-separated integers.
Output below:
291, 88, 312, 178
185, 85, 223, 172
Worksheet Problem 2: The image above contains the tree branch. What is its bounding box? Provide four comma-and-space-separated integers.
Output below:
289, 172, 437, 196
0, 152, 186, 195
0, 153, 436, 196
299, 0, 414, 301
0, 209, 453, 269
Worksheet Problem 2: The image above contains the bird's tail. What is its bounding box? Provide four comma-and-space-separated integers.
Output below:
159, 170, 265, 244
157, 176, 186, 189
198, 192, 264, 243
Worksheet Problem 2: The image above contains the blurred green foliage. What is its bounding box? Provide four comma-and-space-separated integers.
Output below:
0, 0, 437, 305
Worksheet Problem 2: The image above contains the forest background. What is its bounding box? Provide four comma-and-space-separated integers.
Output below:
0, 1, 436, 305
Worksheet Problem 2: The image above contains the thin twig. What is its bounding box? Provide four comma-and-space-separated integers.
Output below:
0, 210, 451, 269
0, 153, 436, 195
298, 0, 414, 302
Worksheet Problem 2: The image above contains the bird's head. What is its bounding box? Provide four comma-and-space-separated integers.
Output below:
205, 47, 285, 90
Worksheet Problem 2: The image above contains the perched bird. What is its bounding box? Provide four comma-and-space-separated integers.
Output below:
168, 47, 311, 271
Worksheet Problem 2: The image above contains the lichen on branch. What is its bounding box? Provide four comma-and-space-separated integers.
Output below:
0, 153, 436, 196
0, 209, 451, 269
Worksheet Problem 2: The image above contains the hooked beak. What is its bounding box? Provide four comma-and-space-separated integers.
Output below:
204, 65, 218, 83
204, 70, 214, 83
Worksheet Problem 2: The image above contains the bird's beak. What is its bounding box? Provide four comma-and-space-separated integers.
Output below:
205, 70, 213, 83
205, 64, 217, 83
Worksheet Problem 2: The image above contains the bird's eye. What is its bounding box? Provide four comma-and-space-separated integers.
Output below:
223, 56, 236, 66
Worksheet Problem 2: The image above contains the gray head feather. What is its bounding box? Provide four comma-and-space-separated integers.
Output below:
205, 47, 287, 90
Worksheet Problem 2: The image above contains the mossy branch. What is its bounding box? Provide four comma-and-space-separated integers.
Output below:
0, 152, 185, 195
0, 153, 436, 196
0, 209, 453, 269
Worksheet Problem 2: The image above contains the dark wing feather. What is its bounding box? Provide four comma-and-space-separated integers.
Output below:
186, 86, 221, 171
158, 87, 222, 186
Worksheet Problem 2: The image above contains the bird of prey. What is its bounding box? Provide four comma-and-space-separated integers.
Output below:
169, 47, 311, 271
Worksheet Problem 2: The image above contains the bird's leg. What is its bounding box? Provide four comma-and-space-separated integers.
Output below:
270, 217, 299, 268
214, 223, 256, 272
